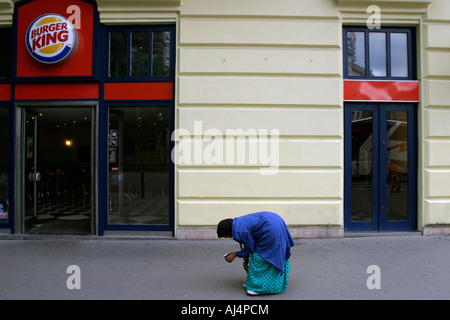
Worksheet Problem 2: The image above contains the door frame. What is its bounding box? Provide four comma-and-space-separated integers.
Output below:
14, 101, 98, 235
344, 102, 418, 232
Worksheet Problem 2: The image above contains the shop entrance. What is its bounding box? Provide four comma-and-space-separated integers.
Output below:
344, 103, 418, 231
20, 104, 95, 235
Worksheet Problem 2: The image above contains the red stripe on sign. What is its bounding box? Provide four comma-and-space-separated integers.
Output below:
0, 84, 11, 101
104, 82, 173, 100
344, 80, 419, 102
15, 83, 99, 100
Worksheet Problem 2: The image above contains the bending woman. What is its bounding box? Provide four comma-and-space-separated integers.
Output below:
217, 211, 295, 296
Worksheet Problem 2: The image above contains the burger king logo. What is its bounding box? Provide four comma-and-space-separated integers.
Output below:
26, 14, 79, 64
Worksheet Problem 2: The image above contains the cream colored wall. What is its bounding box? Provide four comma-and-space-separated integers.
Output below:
176, 0, 343, 234
422, 0, 450, 227
0, 0, 13, 26
177, 0, 450, 237
97, 0, 180, 24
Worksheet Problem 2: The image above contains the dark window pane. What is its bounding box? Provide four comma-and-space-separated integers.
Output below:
351, 110, 374, 222
109, 31, 127, 77
347, 31, 366, 76
0, 108, 9, 223
0, 29, 11, 78
390, 33, 408, 77
387, 111, 408, 221
131, 31, 149, 77
369, 32, 387, 77
152, 31, 171, 77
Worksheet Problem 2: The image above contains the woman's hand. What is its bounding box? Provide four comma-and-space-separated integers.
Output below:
224, 252, 237, 263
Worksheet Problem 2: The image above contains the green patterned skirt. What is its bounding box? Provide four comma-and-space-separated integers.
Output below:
245, 251, 290, 294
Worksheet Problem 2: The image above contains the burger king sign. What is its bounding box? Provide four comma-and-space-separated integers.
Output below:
26, 14, 79, 65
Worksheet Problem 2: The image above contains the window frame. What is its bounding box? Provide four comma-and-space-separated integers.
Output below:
105, 25, 175, 82
343, 26, 416, 80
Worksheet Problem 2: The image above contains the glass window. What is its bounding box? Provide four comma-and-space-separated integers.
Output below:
351, 110, 373, 222
387, 110, 408, 221
152, 31, 171, 77
108, 106, 170, 225
390, 33, 408, 78
0, 108, 9, 223
109, 31, 127, 77
108, 27, 173, 79
347, 31, 366, 77
344, 27, 414, 79
369, 32, 387, 77
131, 31, 149, 77
0, 29, 11, 78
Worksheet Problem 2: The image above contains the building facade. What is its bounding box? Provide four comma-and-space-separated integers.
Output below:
0, 0, 449, 239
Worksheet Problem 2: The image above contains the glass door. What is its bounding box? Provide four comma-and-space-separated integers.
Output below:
23, 110, 38, 232
344, 103, 417, 231
0, 108, 9, 225
21, 106, 95, 235
107, 105, 171, 230
380, 105, 417, 230
345, 104, 378, 230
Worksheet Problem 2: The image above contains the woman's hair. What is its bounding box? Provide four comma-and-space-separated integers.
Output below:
217, 218, 233, 238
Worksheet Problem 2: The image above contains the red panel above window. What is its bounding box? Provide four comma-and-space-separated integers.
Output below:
344, 80, 419, 102
0, 84, 11, 101
104, 82, 173, 100
15, 83, 99, 100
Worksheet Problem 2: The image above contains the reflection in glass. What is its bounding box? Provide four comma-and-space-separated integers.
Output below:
152, 31, 171, 77
131, 31, 149, 77
0, 108, 8, 223
390, 33, 408, 77
369, 32, 387, 77
347, 32, 366, 76
351, 110, 373, 221
109, 31, 127, 77
387, 111, 408, 221
108, 106, 170, 225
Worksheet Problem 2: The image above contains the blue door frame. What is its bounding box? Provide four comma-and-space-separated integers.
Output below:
344, 103, 417, 231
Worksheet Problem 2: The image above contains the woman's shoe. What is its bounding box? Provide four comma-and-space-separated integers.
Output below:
244, 282, 261, 295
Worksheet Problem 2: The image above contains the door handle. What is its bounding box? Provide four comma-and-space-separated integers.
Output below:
28, 172, 41, 182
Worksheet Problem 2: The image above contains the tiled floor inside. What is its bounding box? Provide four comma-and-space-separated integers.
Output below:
27, 193, 169, 235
